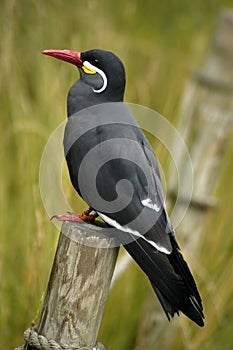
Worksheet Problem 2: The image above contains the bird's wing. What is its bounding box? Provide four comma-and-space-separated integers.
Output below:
64, 103, 173, 253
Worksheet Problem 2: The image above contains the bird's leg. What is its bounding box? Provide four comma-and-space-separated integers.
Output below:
79, 207, 97, 222
51, 207, 97, 223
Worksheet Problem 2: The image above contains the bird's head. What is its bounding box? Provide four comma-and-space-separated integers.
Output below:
42, 48, 126, 114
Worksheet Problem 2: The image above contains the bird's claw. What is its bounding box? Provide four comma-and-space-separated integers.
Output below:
50, 208, 97, 223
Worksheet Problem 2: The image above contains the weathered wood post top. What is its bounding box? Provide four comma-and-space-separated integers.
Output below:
37, 221, 119, 348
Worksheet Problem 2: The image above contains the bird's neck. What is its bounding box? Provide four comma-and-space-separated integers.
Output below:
67, 80, 124, 117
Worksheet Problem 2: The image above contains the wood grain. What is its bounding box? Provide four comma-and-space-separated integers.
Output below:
37, 221, 119, 347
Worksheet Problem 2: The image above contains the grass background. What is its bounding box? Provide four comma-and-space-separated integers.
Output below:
0, 0, 233, 349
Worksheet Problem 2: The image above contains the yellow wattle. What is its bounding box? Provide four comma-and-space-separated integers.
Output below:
82, 65, 96, 74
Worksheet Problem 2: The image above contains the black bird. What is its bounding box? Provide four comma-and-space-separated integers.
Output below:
42, 48, 204, 327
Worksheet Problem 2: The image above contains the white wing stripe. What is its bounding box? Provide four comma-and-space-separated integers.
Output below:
141, 198, 160, 212
98, 212, 171, 254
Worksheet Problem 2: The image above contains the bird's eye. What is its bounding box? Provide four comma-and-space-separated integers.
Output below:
94, 58, 99, 64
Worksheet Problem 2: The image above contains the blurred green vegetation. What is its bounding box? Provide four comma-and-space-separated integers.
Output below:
0, 0, 233, 349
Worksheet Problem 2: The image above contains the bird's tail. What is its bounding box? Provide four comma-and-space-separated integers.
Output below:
120, 233, 204, 327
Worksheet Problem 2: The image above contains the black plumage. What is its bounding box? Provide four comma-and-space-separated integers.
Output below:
42, 48, 204, 327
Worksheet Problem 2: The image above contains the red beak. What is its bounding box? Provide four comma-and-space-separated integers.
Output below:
41, 49, 82, 68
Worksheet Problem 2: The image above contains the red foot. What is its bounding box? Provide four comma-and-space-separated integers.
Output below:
52, 214, 85, 222
51, 208, 96, 223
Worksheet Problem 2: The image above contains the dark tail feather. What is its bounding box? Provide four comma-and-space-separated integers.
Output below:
120, 232, 204, 327
167, 236, 204, 322
150, 282, 178, 320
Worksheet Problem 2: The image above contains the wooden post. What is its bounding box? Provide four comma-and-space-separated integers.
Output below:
36, 221, 119, 348
169, 9, 233, 249
135, 9, 233, 349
